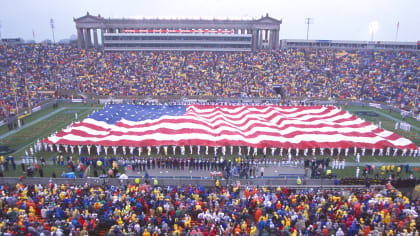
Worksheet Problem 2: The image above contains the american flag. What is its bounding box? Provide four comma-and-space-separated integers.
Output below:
44, 104, 417, 150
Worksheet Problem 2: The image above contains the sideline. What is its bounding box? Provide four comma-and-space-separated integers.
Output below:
354, 109, 420, 132
0, 106, 96, 141
0, 107, 66, 141
11, 108, 93, 155
346, 162, 420, 166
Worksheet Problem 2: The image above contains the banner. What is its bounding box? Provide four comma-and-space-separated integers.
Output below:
37, 90, 56, 94
32, 106, 41, 113
122, 29, 234, 34
369, 103, 381, 109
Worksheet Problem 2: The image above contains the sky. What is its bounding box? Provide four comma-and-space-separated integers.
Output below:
1, 0, 419, 42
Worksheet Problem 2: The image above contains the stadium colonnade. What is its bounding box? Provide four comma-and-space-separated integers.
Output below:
74, 12, 281, 51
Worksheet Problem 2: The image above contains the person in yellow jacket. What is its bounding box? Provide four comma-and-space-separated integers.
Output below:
284, 216, 291, 229
173, 225, 182, 236
142, 228, 150, 236
184, 214, 191, 229
241, 220, 248, 233
410, 219, 416, 232
250, 225, 257, 236
383, 212, 391, 225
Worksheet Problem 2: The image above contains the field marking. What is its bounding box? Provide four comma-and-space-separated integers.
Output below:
0, 107, 66, 141
354, 109, 420, 132
346, 162, 420, 167
371, 155, 382, 162
2, 107, 92, 156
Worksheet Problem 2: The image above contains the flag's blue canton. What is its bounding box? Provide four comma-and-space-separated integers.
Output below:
89, 104, 186, 124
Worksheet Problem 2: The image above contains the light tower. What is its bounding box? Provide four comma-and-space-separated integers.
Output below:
305, 17, 313, 40
50, 18, 55, 43
369, 21, 379, 41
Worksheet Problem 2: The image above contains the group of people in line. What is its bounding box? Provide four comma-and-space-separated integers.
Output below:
17, 152, 339, 179
1, 44, 419, 119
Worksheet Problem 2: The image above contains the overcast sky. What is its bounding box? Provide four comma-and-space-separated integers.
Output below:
1, 0, 419, 42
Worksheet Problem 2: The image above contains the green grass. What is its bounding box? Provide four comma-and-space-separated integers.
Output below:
0, 107, 56, 136
330, 165, 420, 179
343, 105, 420, 128
3, 112, 90, 157
0, 104, 101, 157
2, 164, 70, 178
343, 106, 420, 146
0, 103, 102, 136
344, 154, 420, 163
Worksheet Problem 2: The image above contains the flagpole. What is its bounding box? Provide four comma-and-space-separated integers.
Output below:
395, 22, 399, 42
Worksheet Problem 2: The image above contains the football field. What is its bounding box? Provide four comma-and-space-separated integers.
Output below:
0, 103, 419, 178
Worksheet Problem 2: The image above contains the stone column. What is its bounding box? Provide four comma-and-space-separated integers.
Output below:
100, 28, 104, 47
83, 29, 88, 49
251, 29, 258, 50
265, 30, 269, 42
269, 30, 274, 49
274, 29, 279, 49
93, 29, 99, 48
83, 28, 90, 49
86, 28, 92, 48
77, 28, 84, 49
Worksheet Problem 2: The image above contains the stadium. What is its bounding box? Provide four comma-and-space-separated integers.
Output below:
0, 10, 419, 235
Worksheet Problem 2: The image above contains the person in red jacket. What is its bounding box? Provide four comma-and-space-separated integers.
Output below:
255, 207, 262, 222
364, 225, 370, 236
322, 225, 329, 236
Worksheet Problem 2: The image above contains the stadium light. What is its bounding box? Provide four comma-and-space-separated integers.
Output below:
369, 21, 379, 41
50, 18, 55, 43
305, 18, 313, 40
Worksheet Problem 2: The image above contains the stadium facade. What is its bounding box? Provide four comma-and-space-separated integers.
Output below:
280, 39, 420, 51
74, 12, 282, 51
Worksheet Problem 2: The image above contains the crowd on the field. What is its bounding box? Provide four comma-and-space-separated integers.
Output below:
0, 182, 418, 235
1, 44, 419, 119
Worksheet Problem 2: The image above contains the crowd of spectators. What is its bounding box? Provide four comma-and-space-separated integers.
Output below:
1, 44, 419, 119
0, 182, 418, 235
